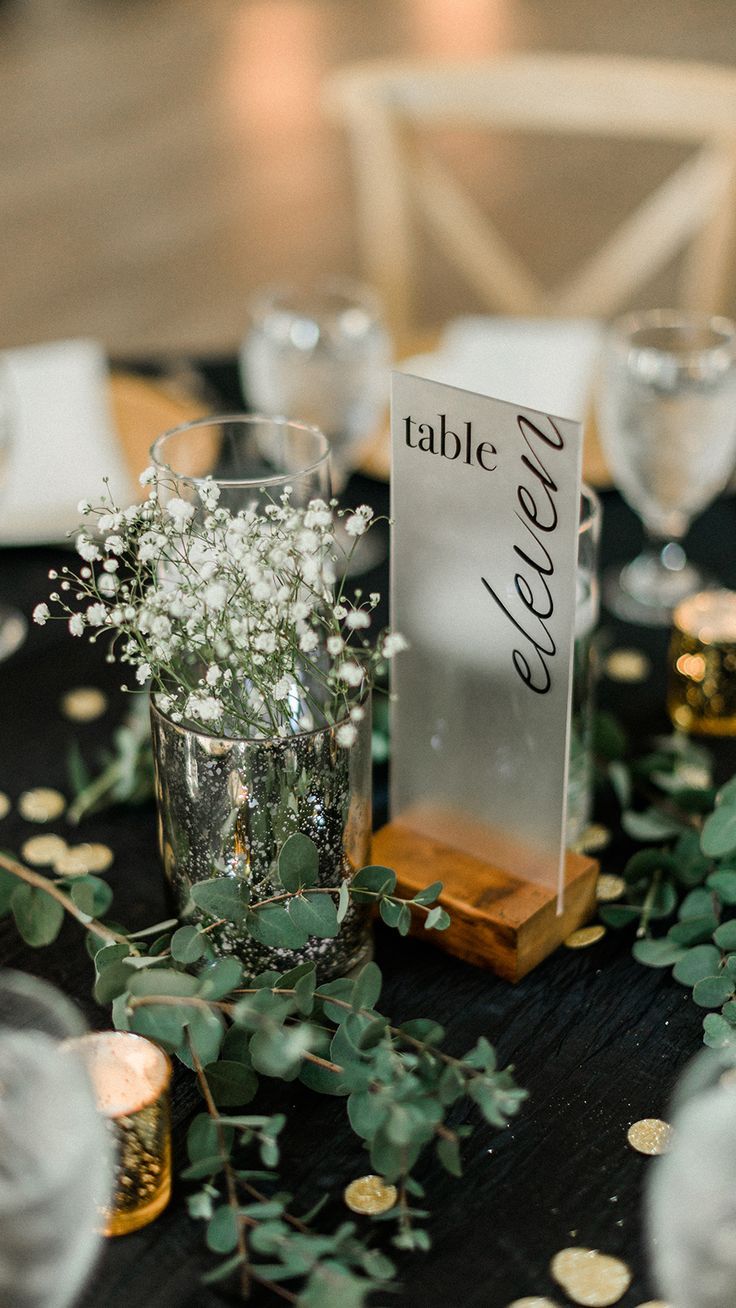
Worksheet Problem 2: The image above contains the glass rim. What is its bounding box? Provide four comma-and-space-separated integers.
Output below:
63, 1030, 172, 1114
0, 967, 88, 1041
580, 481, 600, 536
609, 308, 736, 360
247, 273, 386, 325
149, 412, 331, 490
150, 688, 370, 747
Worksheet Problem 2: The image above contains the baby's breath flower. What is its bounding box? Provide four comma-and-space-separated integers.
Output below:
139, 465, 157, 486
336, 722, 357, 747
327, 635, 344, 656
86, 603, 107, 627
382, 633, 409, 657
33, 603, 49, 625
68, 613, 84, 637
338, 661, 364, 687
166, 497, 195, 527
76, 535, 100, 563
345, 610, 370, 630
272, 677, 292, 701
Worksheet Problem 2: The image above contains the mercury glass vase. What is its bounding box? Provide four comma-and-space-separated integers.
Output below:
150, 697, 373, 979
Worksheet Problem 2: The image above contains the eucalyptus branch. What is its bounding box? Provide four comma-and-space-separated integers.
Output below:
188, 1033, 252, 1300
0, 851, 134, 949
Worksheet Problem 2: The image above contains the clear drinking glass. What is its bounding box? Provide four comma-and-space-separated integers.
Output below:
150, 413, 331, 512
567, 485, 602, 846
0, 969, 111, 1308
239, 277, 391, 492
597, 309, 736, 625
0, 366, 27, 660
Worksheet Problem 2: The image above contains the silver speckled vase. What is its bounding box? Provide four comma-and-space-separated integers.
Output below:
150, 697, 373, 979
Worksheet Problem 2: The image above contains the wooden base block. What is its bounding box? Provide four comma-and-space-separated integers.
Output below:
372, 821, 598, 983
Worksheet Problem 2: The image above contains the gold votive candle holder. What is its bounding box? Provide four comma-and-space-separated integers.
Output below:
668, 589, 736, 735
64, 1031, 172, 1236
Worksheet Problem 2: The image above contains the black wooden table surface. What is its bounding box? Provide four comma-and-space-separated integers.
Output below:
1, 359, 736, 1308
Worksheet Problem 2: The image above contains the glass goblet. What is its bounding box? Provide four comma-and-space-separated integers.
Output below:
597, 310, 736, 625
0, 969, 111, 1308
0, 365, 27, 659
239, 277, 391, 494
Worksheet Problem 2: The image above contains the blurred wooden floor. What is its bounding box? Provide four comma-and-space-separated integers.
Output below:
1, 0, 736, 357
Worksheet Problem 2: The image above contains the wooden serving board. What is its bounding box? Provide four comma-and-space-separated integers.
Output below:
372, 820, 598, 983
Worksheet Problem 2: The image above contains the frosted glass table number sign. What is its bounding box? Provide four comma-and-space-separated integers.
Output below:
390, 372, 584, 911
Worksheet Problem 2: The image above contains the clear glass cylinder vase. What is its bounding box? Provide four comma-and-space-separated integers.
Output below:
150, 696, 373, 979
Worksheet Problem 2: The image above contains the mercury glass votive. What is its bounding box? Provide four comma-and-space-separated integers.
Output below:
668, 589, 736, 735
63, 1031, 172, 1236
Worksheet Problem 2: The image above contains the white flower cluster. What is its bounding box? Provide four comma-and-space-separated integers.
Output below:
36, 471, 405, 744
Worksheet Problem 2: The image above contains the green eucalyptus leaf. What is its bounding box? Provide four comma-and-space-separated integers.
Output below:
69, 876, 113, 918
599, 904, 641, 929
425, 906, 451, 931
129, 1001, 188, 1051
187, 1113, 233, 1164
200, 1060, 258, 1108
436, 1134, 463, 1178
413, 881, 443, 907
300, 1262, 372, 1308
278, 833, 319, 891
350, 865, 397, 903
94, 959, 136, 1006
714, 921, 736, 951
289, 892, 339, 939
622, 809, 685, 842
624, 848, 677, 885
190, 876, 249, 924
707, 870, 736, 905
347, 1088, 389, 1139
200, 1253, 246, 1286
668, 915, 718, 947
171, 925, 206, 964
679, 888, 717, 920
397, 902, 412, 936
632, 938, 686, 968
314, 977, 354, 1024
693, 975, 735, 1008
703, 1011, 736, 1048
94, 943, 132, 974
352, 961, 382, 1012
178, 1006, 225, 1069
399, 1018, 446, 1045
206, 1205, 239, 1254
593, 711, 628, 760
336, 880, 350, 924
0, 866, 17, 917
249, 904, 309, 950
608, 761, 632, 809
249, 1025, 313, 1080
294, 969, 316, 1016
716, 777, 736, 807
11, 884, 65, 947
197, 958, 243, 1001
702, 805, 736, 858
126, 969, 199, 998
673, 944, 723, 986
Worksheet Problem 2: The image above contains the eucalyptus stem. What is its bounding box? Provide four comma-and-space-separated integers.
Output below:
187, 1032, 252, 1299
0, 851, 133, 949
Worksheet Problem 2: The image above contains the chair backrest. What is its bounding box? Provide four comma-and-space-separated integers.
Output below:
323, 55, 736, 344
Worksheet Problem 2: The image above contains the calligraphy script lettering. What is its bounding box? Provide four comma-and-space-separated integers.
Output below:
481, 415, 564, 695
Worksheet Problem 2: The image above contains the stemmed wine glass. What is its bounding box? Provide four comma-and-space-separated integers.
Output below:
0, 365, 27, 659
597, 310, 736, 625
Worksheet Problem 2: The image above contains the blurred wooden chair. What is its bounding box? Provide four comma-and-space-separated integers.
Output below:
323, 55, 736, 348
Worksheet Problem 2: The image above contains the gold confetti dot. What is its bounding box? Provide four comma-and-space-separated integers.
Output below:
575, 824, 612, 855
507, 1300, 561, 1308
54, 847, 92, 877
0, 792, 10, 820
18, 788, 66, 823
21, 834, 68, 867
60, 687, 108, 722
596, 874, 625, 902
343, 1175, 397, 1215
75, 842, 114, 873
551, 1248, 631, 1307
604, 649, 651, 684
627, 1119, 671, 1156
565, 925, 606, 950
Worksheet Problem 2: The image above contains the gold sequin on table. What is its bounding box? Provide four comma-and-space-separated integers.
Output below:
343, 1175, 398, 1215
18, 788, 66, 823
574, 824, 611, 855
627, 1119, 672, 1155
550, 1248, 631, 1306
74, 842, 114, 873
0, 792, 11, 820
54, 847, 94, 877
604, 649, 651, 684
565, 925, 606, 950
60, 687, 109, 722
596, 874, 625, 903
21, 834, 69, 867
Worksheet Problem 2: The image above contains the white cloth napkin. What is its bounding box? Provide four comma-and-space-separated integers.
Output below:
399, 316, 605, 421
0, 339, 134, 546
